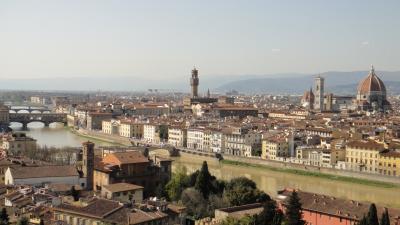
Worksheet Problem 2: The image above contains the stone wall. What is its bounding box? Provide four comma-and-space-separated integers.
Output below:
222, 154, 400, 185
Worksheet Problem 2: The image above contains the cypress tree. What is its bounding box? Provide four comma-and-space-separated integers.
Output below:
367, 203, 379, 225
284, 191, 305, 225
70, 186, 80, 201
194, 161, 212, 198
358, 215, 368, 225
271, 210, 284, 225
380, 208, 390, 225
0, 208, 8, 224
257, 200, 277, 225
16, 217, 28, 225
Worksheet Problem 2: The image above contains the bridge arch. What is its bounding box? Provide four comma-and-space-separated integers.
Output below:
9, 113, 67, 130
30, 110, 43, 114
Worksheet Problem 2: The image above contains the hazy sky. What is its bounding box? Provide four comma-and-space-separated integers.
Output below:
1, 0, 400, 79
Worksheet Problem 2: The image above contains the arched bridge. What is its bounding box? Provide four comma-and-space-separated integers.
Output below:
9, 113, 67, 129
9, 106, 51, 114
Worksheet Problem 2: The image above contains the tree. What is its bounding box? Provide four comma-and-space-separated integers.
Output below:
367, 203, 379, 225
358, 215, 368, 225
70, 186, 80, 201
143, 147, 149, 158
284, 191, 305, 225
181, 188, 209, 219
16, 217, 28, 225
224, 177, 270, 206
208, 194, 229, 216
257, 200, 278, 225
271, 210, 284, 225
380, 208, 390, 225
165, 165, 190, 201
189, 170, 199, 186
220, 216, 257, 225
0, 208, 9, 224
195, 161, 213, 198
154, 182, 167, 199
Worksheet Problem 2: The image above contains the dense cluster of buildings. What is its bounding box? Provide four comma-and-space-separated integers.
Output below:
54, 67, 399, 177
0, 66, 399, 224
0, 141, 182, 225
301, 65, 391, 113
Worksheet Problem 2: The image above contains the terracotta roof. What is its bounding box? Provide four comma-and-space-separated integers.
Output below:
380, 150, 400, 158
346, 140, 384, 151
357, 66, 386, 95
9, 165, 78, 179
278, 189, 400, 224
128, 209, 168, 224
103, 151, 149, 165
216, 203, 264, 219
103, 183, 143, 193
55, 198, 123, 219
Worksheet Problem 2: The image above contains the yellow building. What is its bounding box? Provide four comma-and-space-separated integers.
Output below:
261, 137, 289, 160
345, 140, 384, 173
119, 121, 144, 138
378, 150, 400, 177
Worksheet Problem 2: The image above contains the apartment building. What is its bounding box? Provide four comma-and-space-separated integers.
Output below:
261, 137, 289, 160
168, 126, 187, 148
187, 127, 205, 151
345, 140, 384, 173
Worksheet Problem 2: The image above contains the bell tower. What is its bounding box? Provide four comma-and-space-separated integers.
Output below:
190, 67, 199, 98
314, 75, 325, 111
82, 141, 95, 190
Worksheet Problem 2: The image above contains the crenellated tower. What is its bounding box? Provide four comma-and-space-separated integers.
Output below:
190, 67, 199, 98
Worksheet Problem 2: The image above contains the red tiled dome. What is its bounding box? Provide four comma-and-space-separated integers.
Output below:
357, 66, 386, 95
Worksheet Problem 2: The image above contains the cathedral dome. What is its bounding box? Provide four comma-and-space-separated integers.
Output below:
357, 65, 386, 95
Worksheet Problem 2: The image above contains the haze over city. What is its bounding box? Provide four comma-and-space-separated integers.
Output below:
0, 2, 400, 225
2, 0, 400, 88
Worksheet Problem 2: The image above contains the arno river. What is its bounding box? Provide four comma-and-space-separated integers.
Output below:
9, 122, 113, 147
10, 123, 400, 208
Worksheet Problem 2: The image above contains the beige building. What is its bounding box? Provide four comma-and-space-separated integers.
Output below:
87, 112, 113, 130
378, 150, 400, 177
187, 128, 205, 151
5, 165, 82, 186
345, 140, 384, 173
102, 120, 119, 135
54, 198, 168, 225
224, 127, 261, 157
195, 203, 263, 225
261, 137, 289, 160
143, 124, 161, 144
119, 121, 143, 139
2, 133, 37, 156
101, 182, 143, 203
168, 126, 187, 147
102, 120, 144, 138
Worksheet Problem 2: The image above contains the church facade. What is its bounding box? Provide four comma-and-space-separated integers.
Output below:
301, 65, 391, 113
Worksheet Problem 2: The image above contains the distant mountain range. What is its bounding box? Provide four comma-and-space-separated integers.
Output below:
216, 71, 400, 95
0, 70, 399, 95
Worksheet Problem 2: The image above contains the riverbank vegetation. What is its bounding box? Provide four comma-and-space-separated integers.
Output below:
68, 127, 128, 146
162, 161, 307, 224
24, 145, 78, 165
222, 159, 398, 188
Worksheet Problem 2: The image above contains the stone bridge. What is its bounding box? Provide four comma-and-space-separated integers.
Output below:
9, 106, 51, 114
9, 113, 67, 129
